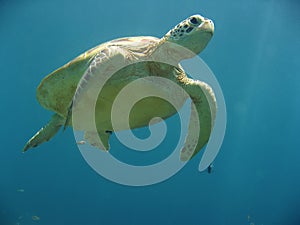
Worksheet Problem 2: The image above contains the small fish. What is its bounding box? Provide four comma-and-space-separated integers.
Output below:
207, 164, 213, 174
76, 140, 86, 145
247, 215, 251, 221
32, 215, 40, 221
16, 189, 25, 193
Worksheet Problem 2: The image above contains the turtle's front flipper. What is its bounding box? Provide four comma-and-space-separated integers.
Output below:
180, 80, 217, 161
23, 113, 65, 152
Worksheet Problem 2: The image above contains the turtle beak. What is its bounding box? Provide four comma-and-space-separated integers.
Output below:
199, 18, 214, 35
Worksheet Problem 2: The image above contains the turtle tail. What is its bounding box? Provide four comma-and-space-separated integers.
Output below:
23, 113, 65, 152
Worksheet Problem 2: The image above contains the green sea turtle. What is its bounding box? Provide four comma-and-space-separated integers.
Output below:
23, 14, 216, 161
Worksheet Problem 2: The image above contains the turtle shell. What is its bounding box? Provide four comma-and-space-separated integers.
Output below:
36, 36, 160, 117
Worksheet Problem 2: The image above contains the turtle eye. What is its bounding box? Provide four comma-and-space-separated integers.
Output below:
189, 17, 200, 25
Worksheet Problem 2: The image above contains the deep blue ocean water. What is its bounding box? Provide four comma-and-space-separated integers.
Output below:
1, 0, 300, 224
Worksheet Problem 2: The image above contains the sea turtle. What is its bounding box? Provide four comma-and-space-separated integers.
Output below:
23, 14, 217, 161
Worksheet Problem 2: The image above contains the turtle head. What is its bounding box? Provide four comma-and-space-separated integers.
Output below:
162, 14, 214, 59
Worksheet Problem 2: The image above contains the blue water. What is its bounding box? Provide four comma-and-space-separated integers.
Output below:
1, 0, 300, 224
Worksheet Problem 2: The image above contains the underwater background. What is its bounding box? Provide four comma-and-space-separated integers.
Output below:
1, 0, 300, 224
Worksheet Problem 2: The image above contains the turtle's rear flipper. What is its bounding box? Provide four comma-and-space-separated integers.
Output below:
23, 113, 65, 152
84, 131, 111, 151
63, 101, 73, 131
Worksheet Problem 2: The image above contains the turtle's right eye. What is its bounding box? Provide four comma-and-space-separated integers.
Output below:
189, 16, 202, 26
190, 17, 199, 25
